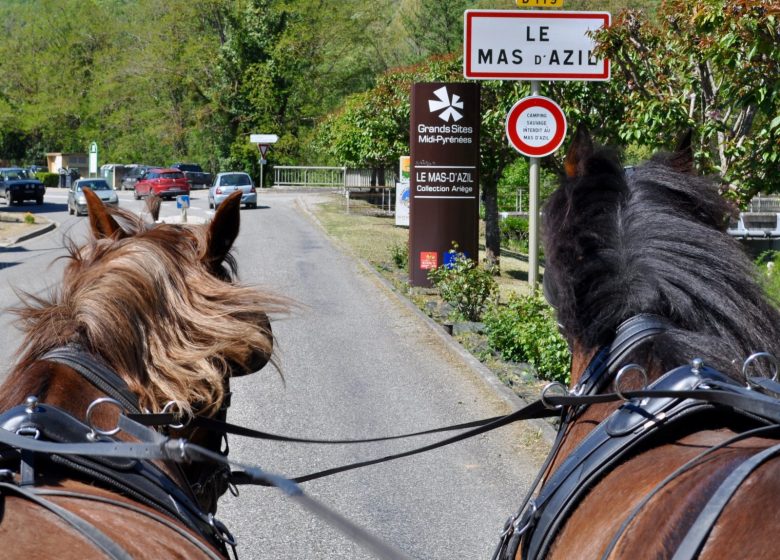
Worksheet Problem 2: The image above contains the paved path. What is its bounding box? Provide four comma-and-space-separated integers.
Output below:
215, 192, 546, 559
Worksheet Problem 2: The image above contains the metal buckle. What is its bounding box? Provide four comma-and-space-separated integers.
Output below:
208, 513, 238, 547
85, 397, 124, 440
512, 499, 538, 537
15, 426, 40, 440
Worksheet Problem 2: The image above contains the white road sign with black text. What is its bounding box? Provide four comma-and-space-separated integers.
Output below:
464, 10, 611, 81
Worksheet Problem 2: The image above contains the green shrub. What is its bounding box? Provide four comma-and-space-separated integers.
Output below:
23, 212, 35, 224
499, 216, 529, 253
36, 172, 59, 189
756, 250, 780, 306
483, 294, 571, 384
390, 241, 408, 270
428, 249, 498, 322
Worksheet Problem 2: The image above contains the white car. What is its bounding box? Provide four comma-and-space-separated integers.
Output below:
68, 178, 119, 216
208, 172, 257, 209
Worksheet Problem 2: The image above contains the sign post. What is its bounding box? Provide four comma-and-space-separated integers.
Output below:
409, 83, 480, 287
464, 8, 609, 292
176, 195, 190, 223
249, 134, 279, 190
89, 142, 98, 177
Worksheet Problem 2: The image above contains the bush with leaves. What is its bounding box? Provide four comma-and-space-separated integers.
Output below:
483, 294, 571, 384
427, 249, 497, 322
499, 216, 530, 254
390, 241, 408, 270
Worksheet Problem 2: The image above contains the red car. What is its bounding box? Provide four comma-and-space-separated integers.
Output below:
133, 168, 190, 200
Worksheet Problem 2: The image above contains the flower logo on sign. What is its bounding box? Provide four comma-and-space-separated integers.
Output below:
428, 86, 463, 122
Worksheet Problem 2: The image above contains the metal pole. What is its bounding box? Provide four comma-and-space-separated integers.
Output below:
259, 159, 264, 190
528, 80, 541, 293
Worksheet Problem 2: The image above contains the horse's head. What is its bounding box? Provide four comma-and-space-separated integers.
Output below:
542, 127, 780, 389
8, 189, 286, 511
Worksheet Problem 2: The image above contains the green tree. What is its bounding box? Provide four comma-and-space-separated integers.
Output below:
594, 0, 780, 203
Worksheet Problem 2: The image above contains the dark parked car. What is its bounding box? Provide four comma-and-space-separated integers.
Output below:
120, 164, 151, 191
170, 163, 212, 190
134, 168, 190, 200
0, 167, 45, 205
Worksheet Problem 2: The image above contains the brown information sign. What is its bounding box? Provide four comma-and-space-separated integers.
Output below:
409, 83, 480, 287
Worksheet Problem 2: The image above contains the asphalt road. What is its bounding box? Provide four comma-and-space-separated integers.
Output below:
0, 188, 545, 559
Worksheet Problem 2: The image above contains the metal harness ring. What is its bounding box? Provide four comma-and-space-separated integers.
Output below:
742, 352, 778, 382
162, 400, 191, 429
85, 397, 124, 438
540, 382, 568, 410
614, 364, 648, 401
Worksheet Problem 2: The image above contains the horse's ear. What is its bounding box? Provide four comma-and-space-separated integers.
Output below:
84, 188, 126, 240
669, 129, 695, 173
146, 194, 161, 222
564, 126, 594, 178
205, 190, 242, 267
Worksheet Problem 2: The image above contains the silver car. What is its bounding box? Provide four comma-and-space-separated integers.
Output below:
68, 178, 119, 216
208, 172, 257, 210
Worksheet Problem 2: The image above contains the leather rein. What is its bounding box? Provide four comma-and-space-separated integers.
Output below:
5, 331, 780, 560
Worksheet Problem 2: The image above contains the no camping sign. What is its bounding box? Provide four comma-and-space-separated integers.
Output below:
505, 95, 567, 157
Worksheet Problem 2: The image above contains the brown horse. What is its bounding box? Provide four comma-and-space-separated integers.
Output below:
0, 189, 285, 559
496, 129, 780, 559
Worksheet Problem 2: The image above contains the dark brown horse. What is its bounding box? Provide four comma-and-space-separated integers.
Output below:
497, 129, 780, 559
0, 190, 285, 559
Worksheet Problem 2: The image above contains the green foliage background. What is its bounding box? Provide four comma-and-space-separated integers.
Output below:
0, 0, 776, 204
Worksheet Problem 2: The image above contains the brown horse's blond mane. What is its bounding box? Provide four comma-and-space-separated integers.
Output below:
10, 206, 285, 416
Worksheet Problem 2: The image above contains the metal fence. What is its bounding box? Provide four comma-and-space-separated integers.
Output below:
747, 195, 780, 213
273, 166, 346, 188
272, 166, 398, 189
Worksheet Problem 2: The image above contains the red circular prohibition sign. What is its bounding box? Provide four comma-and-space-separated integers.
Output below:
505, 96, 567, 158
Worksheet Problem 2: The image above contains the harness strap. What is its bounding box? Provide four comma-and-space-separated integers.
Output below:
129, 412, 509, 445
0, 481, 133, 560
671, 441, 780, 560
575, 314, 672, 396
40, 346, 141, 414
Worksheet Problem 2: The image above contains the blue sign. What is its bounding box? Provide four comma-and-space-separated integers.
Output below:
443, 250, 469, 268
176, 195, 190, 209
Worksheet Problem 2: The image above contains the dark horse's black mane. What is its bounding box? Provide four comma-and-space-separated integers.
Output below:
543, 144, 780, 381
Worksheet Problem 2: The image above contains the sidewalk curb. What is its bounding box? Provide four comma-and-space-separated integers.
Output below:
293, 195, 558, 447
0, 219, 57, 248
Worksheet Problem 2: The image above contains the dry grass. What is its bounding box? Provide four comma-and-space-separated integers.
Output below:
309, 193, 538, 300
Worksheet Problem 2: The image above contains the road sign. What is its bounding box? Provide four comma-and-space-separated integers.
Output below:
249, 134, 278, 144
505, 95, 567, 157
517, 0, 564, 6
88, 141, 98, 175
463, 10, 610, 80
257, 144, 270, 157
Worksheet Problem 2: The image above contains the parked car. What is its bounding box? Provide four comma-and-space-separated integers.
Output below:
208, 172, 257, 209
0, 167, 45, 205
134, 168, 190, 200
68, 178, 119, 216
120, 164, 151, 191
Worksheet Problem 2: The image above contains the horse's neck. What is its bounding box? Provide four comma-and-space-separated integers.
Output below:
0, 362, 104, 419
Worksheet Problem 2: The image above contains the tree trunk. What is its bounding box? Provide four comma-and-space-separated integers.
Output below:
483, 174, 500, 272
